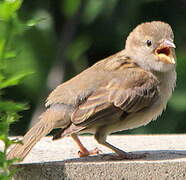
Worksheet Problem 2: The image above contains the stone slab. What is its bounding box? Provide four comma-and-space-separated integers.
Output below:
3, 134, 186, 179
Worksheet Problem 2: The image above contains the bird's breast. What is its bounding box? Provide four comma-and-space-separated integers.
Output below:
105, 69, 176, 133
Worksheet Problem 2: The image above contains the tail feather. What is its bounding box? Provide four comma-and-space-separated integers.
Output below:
7, 110, 56, 160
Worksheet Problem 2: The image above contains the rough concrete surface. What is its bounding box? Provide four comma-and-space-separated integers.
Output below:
2, 134, 186, 180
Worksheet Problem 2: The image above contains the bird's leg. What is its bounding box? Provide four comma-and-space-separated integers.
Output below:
71, 134, 102, 157
95, 129, 147, 160
99, 141, 146, 160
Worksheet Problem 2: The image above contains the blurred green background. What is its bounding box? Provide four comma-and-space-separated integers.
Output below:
8, 0, 186, 135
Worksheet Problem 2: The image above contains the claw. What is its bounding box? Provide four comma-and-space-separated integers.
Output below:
78, 147, 102, 157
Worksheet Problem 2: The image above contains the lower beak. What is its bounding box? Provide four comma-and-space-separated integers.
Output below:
155, 40, 176, 64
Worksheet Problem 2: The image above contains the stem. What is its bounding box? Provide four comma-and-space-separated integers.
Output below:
0, 20, 13, 71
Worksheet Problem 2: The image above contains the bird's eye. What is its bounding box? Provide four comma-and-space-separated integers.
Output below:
146, 40, 152, 47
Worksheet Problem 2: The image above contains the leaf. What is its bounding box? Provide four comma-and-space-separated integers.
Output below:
0, 71, 33, 89
0, 40, 6, 55
0, 151, 5, 165
0, 134, 7, 143
7, 0, 22, 12
4, 112, 20, 124
0, 73, 5, 82
0, 0, 22, 21
4, 50, 17, 60
0, 50, 18, 61
0, 121, 9, 135
4, 137, 21, 148
0, 101, 28, 112
0, 111, 24, 135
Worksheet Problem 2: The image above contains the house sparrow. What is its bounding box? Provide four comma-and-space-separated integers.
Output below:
7, 21, 176, 160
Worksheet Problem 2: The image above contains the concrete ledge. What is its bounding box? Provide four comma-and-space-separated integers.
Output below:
5, 135, 186, 179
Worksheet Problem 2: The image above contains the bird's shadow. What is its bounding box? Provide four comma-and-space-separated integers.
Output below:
18, 150, 186, 165
61, 150, 186, 163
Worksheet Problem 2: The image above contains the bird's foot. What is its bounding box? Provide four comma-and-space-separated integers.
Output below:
78, 147, 102, 157
103, 152, 148, 160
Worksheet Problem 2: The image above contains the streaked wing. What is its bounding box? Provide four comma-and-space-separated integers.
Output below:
71, 87, 121, 126
71, 70, 160, 126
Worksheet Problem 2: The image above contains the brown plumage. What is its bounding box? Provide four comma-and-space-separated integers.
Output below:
7, 21, 176, 160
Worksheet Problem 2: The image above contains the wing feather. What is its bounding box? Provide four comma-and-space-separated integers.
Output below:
71, 71, 159, 126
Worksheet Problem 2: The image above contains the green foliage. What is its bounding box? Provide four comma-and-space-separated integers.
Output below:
0, 0, 33, 178
62, 0, 81, 18
0, 0, 22, 21
0, 72, 33, 89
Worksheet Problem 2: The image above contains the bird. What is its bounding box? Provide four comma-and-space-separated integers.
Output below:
7, 21, 176, 160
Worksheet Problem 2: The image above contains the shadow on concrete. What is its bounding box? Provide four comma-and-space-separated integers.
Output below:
16, 150, 186, 165
61, 150, 186, 163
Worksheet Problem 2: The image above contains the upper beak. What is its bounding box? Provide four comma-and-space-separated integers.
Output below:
161, 40, 176, 48
155, 40, 176, 64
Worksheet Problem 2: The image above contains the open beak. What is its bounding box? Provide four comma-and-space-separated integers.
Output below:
155, 40, 176, 64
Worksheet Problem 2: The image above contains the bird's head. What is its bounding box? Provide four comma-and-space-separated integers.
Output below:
125, 21, 176, 72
